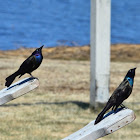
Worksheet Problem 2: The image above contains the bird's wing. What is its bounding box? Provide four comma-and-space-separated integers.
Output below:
25, 55, 36, 68
19, 55, 36, 71
110, 79, 132, 102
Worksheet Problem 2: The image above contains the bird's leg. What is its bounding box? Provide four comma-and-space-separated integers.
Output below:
29, 73, 38, 80
112, 104, 118, 111
29, 73, 33, 77
120, 104, 127, 109
112, 105, 115, 111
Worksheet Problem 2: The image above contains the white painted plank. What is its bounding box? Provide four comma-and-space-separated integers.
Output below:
62, 108, 135, 140
0, 77, 39, 105
90, 0, 111, 107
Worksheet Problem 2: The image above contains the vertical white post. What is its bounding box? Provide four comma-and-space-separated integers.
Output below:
90, 0, 111, 108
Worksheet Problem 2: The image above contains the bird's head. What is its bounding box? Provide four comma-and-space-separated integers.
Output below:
125, 67, 136, 79
32, 45, 44, 56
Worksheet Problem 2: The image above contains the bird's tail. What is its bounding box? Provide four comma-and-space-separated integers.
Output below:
94, 102, 113, 125
5, 71, 20, 87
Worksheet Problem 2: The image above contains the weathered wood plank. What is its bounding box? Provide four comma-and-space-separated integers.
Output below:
62, 108, 135, 140
0, 77, 39, 105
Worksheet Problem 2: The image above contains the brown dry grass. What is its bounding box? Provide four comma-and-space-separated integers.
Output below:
1, 44, 140, 62
0, 44, 140, 139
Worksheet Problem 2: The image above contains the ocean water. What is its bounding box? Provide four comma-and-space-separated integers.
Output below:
0, 0, 139, 50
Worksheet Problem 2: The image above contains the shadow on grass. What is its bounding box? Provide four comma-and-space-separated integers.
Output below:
1, 101, 90, 109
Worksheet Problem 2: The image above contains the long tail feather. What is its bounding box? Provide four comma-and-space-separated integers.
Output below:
94, 102, 113, 125
5, 71, 20, 87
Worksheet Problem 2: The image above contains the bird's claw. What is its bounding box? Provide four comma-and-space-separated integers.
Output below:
120, 104, 127, 109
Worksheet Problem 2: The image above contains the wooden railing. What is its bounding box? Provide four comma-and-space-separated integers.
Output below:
62, 108, 135, 140
0, 77, 39, 105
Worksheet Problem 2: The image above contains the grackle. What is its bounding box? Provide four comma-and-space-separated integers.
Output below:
94, 68, 136, 125
5, 45, 44, 87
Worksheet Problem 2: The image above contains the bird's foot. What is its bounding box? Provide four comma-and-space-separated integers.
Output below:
33, 77, 39, 80
29, 73, 38, 80
120, 104, 127, 109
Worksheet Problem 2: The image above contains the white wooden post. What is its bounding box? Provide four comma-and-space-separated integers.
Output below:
0, 77, 39, 105
90, 0, 111, 107
62, 108, 135, 140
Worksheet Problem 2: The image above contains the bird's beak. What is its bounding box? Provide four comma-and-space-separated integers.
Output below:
134, 67, 137, 70
39, 45, 44, 50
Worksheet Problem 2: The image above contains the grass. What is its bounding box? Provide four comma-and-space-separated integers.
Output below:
0, 47, 140, 139
1, 44, 140, 62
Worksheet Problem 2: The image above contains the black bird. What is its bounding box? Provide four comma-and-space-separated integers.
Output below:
5, 45, 44, 87
94, 68, 136, 125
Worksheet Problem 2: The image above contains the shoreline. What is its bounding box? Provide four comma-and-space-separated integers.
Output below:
0, 44, 140, 62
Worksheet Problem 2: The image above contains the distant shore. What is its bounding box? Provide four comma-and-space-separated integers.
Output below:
0, 44, 140, 62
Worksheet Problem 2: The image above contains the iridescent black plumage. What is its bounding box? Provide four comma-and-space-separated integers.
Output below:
94, 68, 136, 125
5, 45, 44, 87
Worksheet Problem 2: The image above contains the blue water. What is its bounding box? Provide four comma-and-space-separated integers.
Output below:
0, 0, 139, 50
